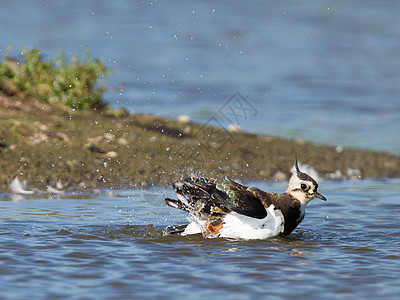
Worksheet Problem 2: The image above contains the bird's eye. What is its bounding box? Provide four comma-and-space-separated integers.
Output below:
301, 184, 307, 190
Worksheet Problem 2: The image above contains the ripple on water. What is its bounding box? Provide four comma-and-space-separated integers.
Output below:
1, 179, 400, 299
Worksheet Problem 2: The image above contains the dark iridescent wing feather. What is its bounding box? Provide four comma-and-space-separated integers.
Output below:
165, 177, 229, 218
213, 179, 269, 219
166, 177, 274, 220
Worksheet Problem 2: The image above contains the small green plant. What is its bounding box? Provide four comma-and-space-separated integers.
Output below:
0, 46, 108, 110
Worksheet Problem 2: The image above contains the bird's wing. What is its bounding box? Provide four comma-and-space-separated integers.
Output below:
214, 179, 269, 219
165, 177, 269, 219
165, 177, 229, 218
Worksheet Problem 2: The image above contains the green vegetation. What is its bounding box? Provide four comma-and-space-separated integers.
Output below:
0, 46, 108, 110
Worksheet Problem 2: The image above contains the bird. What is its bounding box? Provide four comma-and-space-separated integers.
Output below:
164, 160, 326, 239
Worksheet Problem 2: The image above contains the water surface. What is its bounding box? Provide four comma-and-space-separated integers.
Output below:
1, 179, 399, 299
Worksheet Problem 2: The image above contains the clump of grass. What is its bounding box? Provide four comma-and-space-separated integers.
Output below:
0, 46, 108, 110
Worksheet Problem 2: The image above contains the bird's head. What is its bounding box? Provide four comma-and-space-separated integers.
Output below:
285, 159, 327, 205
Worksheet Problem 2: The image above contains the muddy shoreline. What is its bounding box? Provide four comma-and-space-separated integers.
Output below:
1, 95, 400, 192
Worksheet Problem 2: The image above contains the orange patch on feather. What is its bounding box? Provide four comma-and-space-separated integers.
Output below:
205, 220, 223, 233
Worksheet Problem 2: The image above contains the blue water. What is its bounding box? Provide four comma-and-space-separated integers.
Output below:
1, 0, 399, 153
1, 179, 400, 299
1, 1, 400, 299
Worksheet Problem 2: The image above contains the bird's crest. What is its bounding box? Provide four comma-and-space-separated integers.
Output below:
295, 156, 301, 173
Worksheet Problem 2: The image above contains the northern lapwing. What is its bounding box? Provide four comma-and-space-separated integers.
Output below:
165, 160, 326, 239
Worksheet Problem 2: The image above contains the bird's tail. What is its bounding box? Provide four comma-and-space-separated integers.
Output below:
164, 224, 188, 235
164, 176, 230, 216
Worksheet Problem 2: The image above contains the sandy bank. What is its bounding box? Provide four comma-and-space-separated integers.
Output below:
1, 95, 399, 192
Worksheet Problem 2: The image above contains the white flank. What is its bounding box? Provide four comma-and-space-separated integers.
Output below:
181, 205, 284, 240
218, 205, 284, 240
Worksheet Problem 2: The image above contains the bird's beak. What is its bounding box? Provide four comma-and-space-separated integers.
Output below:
315, 191, 327, 201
